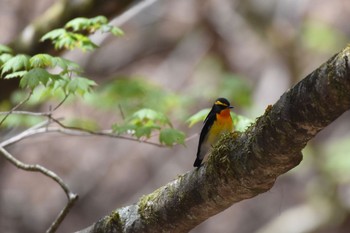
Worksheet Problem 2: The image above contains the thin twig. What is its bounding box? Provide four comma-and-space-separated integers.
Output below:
0, 146, 78, 233
1, 123, 166, 148
48, 117, 166, 147
53, 94, 70, 111
46, 193, 78, 233
1, 113, 190, 148
0, 119, 58, 147
0, 90, 33, 126
118, 104, 125, 120
0, 110, 51, 116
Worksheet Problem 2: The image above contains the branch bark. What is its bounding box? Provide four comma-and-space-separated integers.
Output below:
77, 46, 350, 233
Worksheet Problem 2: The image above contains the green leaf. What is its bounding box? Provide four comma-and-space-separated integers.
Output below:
20, 68, 52, 89
30, 54, 55, 68
0, 44, 13, 54
232, 114, 253, 132
159, 128, 185, 146
0, 53, 13, 65
90, 16, 108, 25
186, 108, 210, 127
41, 16, 122, 52
57, 33, 76, 50
53, 57, 82, 74
112, 123, 136, 135
4, 70, 28, 79
110, 26, 124, 36
100, 24, 124, 36
65, 17, 90, 31
65, 77, 97, 95
134, 125, 160, 138
40, 29, 66, 42
129, 108, 171, 126
1, 54, 30, 76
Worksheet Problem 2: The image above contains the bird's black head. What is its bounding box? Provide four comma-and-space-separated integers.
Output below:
213, 97, 233, 111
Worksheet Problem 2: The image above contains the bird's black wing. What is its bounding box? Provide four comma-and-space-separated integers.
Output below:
194, 110, 216, 167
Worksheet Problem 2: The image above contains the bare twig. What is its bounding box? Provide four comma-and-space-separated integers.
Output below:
49, 117, 166, 147
0, 119, 166, 148
118, 104, 125, 120
46, 193, 78, 233
0, 119, 57, 147
0, 90, 33, 126
53, 94, 70, 111
0, 110, 51, 116
0, 146, 78, 233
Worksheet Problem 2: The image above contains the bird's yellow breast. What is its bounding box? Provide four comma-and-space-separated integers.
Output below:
207, 109, 233, 145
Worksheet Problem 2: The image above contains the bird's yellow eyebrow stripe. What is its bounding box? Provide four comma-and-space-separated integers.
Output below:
215, 100, 228, 106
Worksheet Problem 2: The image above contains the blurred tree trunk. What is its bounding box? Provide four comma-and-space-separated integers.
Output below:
76, 46, 350, 232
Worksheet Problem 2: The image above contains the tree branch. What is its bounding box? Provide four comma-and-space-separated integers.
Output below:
0, 146, 78, 233
0, 90, 32, 126
77, 46, 350, 233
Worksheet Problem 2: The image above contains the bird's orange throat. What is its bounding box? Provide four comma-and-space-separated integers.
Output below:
218, 108, 232, 118
216, 108, 233, 128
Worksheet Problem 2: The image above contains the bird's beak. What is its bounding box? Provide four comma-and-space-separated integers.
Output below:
229, 106, 234, 109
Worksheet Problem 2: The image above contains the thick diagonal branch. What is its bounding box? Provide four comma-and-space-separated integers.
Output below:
78, 46, 350, 233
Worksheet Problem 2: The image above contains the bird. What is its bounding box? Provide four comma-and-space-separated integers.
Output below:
193, 97, 234, 167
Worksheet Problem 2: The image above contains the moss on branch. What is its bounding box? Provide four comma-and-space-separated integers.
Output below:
77, 45, 350, 233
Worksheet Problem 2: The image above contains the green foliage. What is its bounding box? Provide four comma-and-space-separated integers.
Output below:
113, 108, 169, 137
85, 78, 181, 114
112, 108, 184, 146
186, 108, 210, 127
0, 53, 13, 67
1, 114, 44, 127
192, 56, 252, 108
0, 45, 13, 67
0, 50, 96, 97
19, 68, 54, 88
41, 16, 123, 51
130, 109, 171, 126
231, 114, 253, 132
219, 75, 252, 107
1, 54, 30, 76
0, 15, 188, 148
302, 20, 347, 53
0, 44, 12, 54
159, 128, 185, 146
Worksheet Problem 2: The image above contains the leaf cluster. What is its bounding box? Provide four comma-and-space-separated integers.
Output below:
41, 16, 123, 51
113, 108, 185, 146
0, 49, 96, 96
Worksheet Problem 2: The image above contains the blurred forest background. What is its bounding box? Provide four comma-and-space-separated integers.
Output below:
1, 0, 350, 232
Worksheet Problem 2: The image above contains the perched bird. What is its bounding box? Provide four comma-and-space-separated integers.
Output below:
193, 98, 234, 167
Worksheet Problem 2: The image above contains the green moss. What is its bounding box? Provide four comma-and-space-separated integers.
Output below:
103, 210, 123, 232
206, 132, 240, 178
138, 187, 163, 224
